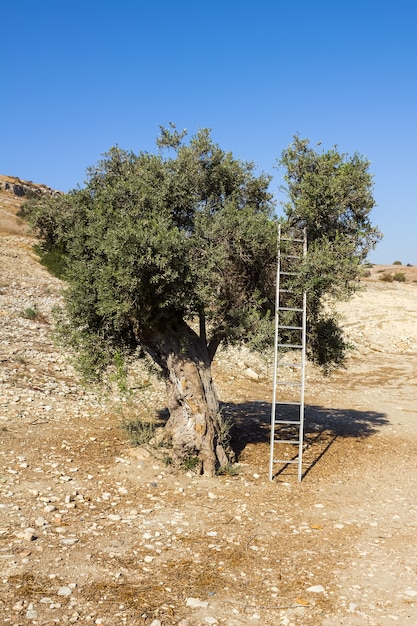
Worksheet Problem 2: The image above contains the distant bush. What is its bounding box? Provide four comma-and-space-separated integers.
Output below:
20, 306, 47, 323
379, 273, 393, 282
393, 272, 406, 282
406, 263, 414, 267
393, 260, 402, 265
21, 306, 39, 320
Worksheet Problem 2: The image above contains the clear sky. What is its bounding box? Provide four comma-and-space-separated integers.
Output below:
1, 0, 416, 264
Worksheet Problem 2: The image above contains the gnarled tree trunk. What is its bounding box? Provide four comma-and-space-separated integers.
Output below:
142, 321, 233, 476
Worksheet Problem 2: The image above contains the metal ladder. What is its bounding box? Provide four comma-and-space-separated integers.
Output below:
269, 225, 307, 482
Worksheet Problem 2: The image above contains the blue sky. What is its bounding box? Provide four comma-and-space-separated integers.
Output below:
1, 1, 416, 264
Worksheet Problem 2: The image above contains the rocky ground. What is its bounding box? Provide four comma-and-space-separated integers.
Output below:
1, 178, 417, 625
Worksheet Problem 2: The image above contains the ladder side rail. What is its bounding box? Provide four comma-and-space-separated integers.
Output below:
297, 229, 308, 481
269, 225, 282, 481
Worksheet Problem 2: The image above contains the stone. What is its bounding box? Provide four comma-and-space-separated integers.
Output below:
57, 586, 72, 596
307, 585, 325, 593
186, 597, 209, 608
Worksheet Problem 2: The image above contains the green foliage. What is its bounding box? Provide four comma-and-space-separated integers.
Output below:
181, 456, 200, 471
33, 243, 67, 279
393, 260, 402, 265
379, 273, 394, 282
22, 128, 381, 376
217, 463, 240, 476
22, 129, 277, 378
278, 136, 382, 370
20, 306, 40, 320
393, 272, 406, 282
121, 417, 156, 447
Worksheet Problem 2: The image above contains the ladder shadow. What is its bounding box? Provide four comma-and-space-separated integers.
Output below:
222, 400, 389, 479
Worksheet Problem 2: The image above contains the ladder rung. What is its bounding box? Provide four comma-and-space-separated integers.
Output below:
275, 382, 302, 387
273, 459, 300, 465
274, 419, 301, 425
280, 271, 298, 276
277, 363, 302, 368
274, 440, 301, 445
278, 325, 303, 330
277, 343, 303, 349
274, 401, 302, 406
280, 236, 304, 242
281, 254, 303, 259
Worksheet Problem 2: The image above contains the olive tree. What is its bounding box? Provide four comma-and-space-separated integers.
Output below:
23, 129, 381, 474
24, 127, 278, 475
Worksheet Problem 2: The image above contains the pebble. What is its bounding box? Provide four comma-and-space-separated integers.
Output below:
186, 597, 209, 608
57, 586, 72, 596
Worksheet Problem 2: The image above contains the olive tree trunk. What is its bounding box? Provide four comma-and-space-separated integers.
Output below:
142, 321, 233, 476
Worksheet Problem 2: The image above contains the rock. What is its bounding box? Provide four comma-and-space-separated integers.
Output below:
57, 586, 72, 596
307, 585, 325, 593
245, 367, 259, 380
186, 597, 209, 608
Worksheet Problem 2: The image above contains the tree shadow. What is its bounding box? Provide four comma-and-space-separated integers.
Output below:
221, 400, 389, 480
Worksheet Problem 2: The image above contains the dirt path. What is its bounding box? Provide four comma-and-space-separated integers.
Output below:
1, 187, 417, 625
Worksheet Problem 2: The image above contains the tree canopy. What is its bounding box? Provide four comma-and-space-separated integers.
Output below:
278, 135, 382, 369
22, 127, 382, 473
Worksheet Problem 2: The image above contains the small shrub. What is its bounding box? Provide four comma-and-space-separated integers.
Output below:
217, 414, 234, 449
379, 273, 393, 283
393, 260, 402, 265
406, 263, 413, 267
20, 306, 39, 320
217, 463, 240, 476
393, 272, 406, 282
121, 417, 156, 447
181, 456, 200, 471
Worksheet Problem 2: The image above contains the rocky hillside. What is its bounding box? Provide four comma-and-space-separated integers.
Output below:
0, 174, 61, 236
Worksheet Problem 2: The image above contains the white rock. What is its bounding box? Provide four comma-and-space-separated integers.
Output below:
245, 368, 259, 380
307, 585, 325, 593
57, 586, 72, 596
186, 597, 209, 608
144, 555, 155, 563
